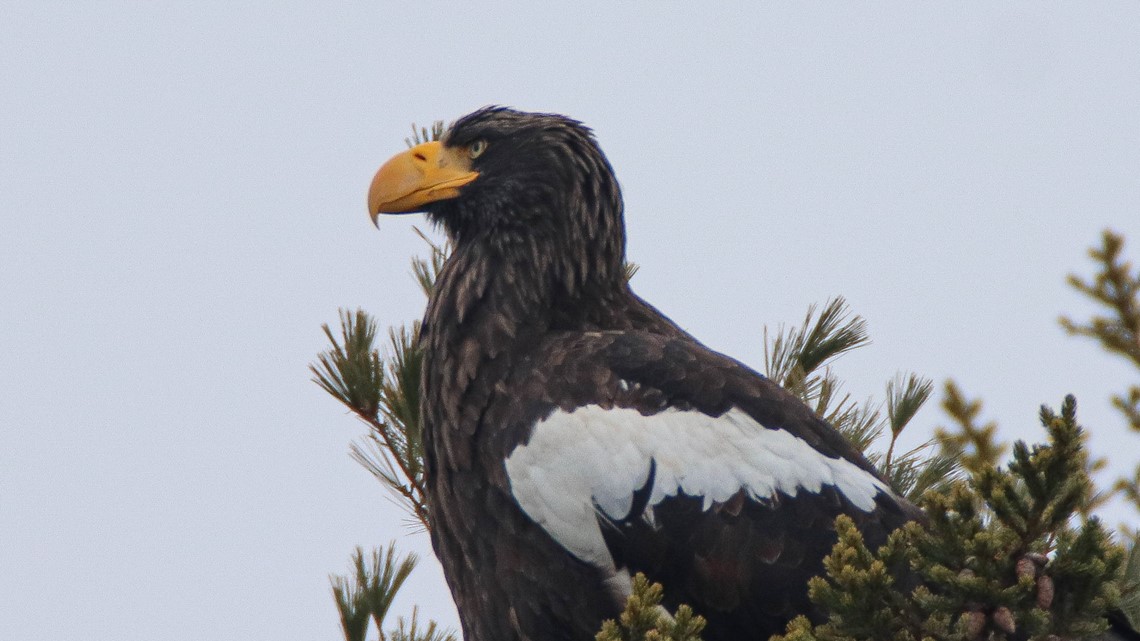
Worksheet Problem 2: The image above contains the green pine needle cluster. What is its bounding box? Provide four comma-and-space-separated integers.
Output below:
330, 543, 455, 641
936, 380, 1112, 518
1120, 545, 1140, 632
389, 608, 455, 641
596, 574, 707, 641
311, 309, 430, 529
348, 322, 428, 529
935, 381, 1009, 475
763, 297, 957, 501
313, 309, 385, 421
1061, 229, 1140, 516
405, 121, 446, 148
773, 396, 1126, 641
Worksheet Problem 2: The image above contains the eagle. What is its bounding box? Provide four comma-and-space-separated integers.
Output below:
363, 107, 931, 641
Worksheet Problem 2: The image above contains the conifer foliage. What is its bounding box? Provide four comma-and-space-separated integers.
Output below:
762, 298, 957, 501
773, 396, 1125, 641
329, 543, 455, 641
595, 574, 707, 641
311, 309, 429, 530
935, 381, 1009, 475
1061, 230, 1140, 516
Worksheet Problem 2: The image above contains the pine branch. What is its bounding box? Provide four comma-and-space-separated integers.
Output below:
883, 374, 962, 502
410, 228, 449, 297
312, 310, 430, 529
883, 373, 932, 468
1061, 230, 1140, 517
1113, 386, 1140, 437
330, 543, 456, 641
886, 440, 960, 504
1060, 230, 1140, 371
596, 574, 707, 641
937, 382, 1113, 518
390, 607, 458, 641
763, 298, 952, 498
357, 544, 419, 640
764, 298, 881, 451
887, 374, 934, 454
331, 571, 372, 641
405, 121, 446, 148
1121, 539, 1140, 633
312, 309, 384, 420
353, 327, 429, 529
934, 381, 1008, 474
764, 297, 870, 393
773, 395, 1129, 641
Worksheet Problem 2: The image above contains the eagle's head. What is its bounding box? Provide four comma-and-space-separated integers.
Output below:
368, 108, 626, 288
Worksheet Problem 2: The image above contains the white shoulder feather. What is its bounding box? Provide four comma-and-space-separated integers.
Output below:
504, 405, 892, 568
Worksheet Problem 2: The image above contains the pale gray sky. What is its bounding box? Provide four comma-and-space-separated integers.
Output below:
2, 3, 1139, 640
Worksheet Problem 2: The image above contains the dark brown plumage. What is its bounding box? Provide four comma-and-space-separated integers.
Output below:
368, 107, 922, 641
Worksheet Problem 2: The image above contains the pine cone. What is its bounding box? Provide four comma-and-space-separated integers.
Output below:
993, 607, 1016, 634
965, 610, 987, 638
1036, 574, 1055, 609
1016, 557, 1037, 580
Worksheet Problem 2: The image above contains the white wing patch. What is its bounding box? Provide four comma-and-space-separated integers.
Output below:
504, 405, 893, 569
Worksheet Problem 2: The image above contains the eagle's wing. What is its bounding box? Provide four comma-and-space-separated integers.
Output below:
498, 330, 920, 639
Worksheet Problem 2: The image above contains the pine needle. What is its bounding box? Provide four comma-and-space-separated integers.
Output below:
762, 297, 947, 497
1061, 229, 1140, 518
773, 396, 1128, 641
405, 121, 446, 148
330, 571, 371, 641
389, 607, 458, 641
311, 309, 384, 420
596, 574, 706, 641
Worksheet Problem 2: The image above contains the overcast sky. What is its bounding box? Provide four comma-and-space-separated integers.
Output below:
2, 3, 1139, 640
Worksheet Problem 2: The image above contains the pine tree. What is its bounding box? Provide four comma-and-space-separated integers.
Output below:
772, 396, 1125, 641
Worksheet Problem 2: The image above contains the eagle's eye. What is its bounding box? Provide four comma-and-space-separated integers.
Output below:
469, 139, 488, 159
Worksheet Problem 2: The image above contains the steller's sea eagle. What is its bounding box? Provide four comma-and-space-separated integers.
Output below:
365, 107, 929, 641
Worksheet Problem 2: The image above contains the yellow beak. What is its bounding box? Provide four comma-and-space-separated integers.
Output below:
367, 141, 479, 225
